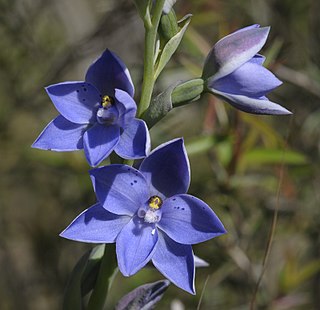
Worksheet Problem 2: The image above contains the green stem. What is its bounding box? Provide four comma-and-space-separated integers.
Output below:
137, 0, 166, 117
87, 244, 117, 310
85, 4, 165, 307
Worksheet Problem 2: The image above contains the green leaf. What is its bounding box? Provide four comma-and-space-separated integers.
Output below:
239, 148, 307, 171
293, 260, 320, 290
63, 245, 118, 310
142, 83, 178, 128
241, 114, 285, 148
87, 244, 118, 310
154, 14, 192, 79
185, 135, 233, 168
280, 259, 320, 293
63, 250, 91, 310
185, 135, 217, 156
81, 245, 105, 296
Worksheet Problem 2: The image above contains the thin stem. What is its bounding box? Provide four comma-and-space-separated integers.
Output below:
137, 0, 166, 117
197, 275, 210, 310
87, 244, 117, 310
249, 181, 281, 310
249, 115, 293, 309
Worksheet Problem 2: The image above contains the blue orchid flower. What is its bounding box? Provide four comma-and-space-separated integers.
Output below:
32, 49, 150, 166
60, 138, 226, 294
203, 25, 291, 115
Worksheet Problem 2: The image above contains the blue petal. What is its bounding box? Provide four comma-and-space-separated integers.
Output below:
152, 232, 195, 294
163, 0, 177, 14
251, 54, 266, 65
90, 165, 149, 216
114, 89, 137, 127
210, 89, 292, 115
83, 123, 120, 166
194, 255, 209, 268
116, 217, 158, 276
85, 49, 134, 97
32, 115, 87, 151
203, 26, 270, 80
158, 194, 226, 244
46, 82, 100, 124
60, 203, 130, 243
232, 24, 260, 34
115, 119, 150, 159
211, 59, 282, 98
139, 138, 190, 198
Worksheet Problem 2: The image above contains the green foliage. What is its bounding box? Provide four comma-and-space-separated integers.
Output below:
239, 148, 307, 171
154, 14, 192, 79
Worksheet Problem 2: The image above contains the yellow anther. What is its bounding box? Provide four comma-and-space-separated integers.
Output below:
101, 95, 114, 108
148, 196, 162, 210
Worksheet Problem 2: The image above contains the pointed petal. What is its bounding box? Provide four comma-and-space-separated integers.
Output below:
203, 26, 270, 80
83, 123, 120, 166
210, 89, 292, 115
46, 82, 100, 124
158, 194, 226, 244
232, 24, 260, 34
163, 0, 177, 14
139, 138, 190, 198
152, 232, 195, 294
211, 60, 282, 98
114, 89, 137, 127
194, 255, 209, 268
115, 119, 150, 159
251, 54, 265, 65
60, 203, 130, 243
85, 49, 134, 97
115, 279, 170, 310
116, 217, 158, 276
90, 165, 149, 216
32, 115, 86, 151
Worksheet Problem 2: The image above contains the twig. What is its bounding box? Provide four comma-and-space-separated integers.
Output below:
197, 275, 211, 310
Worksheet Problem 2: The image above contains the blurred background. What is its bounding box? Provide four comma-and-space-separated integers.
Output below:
1, 0, 320, 309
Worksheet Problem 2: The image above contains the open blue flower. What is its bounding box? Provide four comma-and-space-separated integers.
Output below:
202, 25, 291, 115
60, 138, 226, 294
32, 49, 150, 166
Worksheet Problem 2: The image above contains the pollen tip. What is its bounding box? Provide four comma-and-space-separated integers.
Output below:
101, 95, 114, 108
148, 196, 163, 210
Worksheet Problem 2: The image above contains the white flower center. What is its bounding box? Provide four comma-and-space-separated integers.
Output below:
144, 209, 160, 223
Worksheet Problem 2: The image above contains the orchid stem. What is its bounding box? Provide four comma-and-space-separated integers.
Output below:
137, 0, 166, 117
86, 4, 165, 307
87, 244, 117, 310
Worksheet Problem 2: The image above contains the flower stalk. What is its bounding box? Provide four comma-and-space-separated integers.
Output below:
137, 0, 166, 117
87, 244, 117, 310
80, 3, 166, 306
